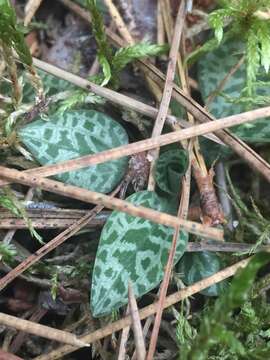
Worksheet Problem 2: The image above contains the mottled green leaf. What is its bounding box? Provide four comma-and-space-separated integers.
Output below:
1, 69, 76, 109
22, 70, 102, 112
23, 70, 75, 102
177, 251, 226, 296
198, 137, 232, 167
198, 39, 270, 143
91, 190, 188, 317
37, 71, 75, 96
155, 149, 189, 195
18, 110, 129, 193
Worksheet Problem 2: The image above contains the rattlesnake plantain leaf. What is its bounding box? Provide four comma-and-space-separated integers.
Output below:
155, 149, 189, 195
91, 190, 188, 317
22, 70, 75, 103
198, 40, 270, 143
18, 110, 129, 193
177, 251, 227, 297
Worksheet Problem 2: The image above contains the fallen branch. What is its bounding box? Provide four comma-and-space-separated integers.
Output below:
0, 312, 88, 347
103, 0, 134, 44
187, 241, 270, 253
147, 0, 186, 190
10, 308, 47, 353
117, 307, 131, 360
128, 283, 146, 360
0, 216, 107, 229
0, 166, 223, 240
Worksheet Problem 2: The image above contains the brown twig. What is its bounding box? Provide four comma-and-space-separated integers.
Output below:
10, 308, 47, 354
160, 0, 224, 227
0, 208, 110, 220
147, 0, 186, 190
0, 166, 223, 240
103, 0, 134, 44
128, 283, 146, 360
186, 241, 270, 253
0, 312, 89, 347
131, 316, 154, 360
117, 307, 130, 360
182, 10, 224, 226
157, 0, 165, 55
24, 0, 43, 26
33, 256, 252, 360
146, 158, 191, 359
0, 213, 108, 229
147, 2, 195, 339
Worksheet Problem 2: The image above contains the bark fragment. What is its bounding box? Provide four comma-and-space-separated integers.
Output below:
192, 159, 225, 226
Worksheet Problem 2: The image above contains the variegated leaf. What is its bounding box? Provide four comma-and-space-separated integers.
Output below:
18, 110, 129, 193
177, 251, 226, 296
0, 70, 73, 103
23, 70, 75, 103
198, 40, 270, 143
155, 149, 189, 195
91, 190, 188, 317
